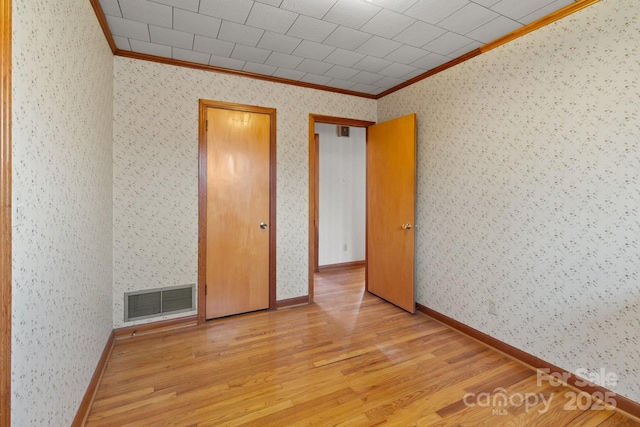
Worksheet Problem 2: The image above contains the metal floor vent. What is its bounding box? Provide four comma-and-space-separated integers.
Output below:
124, 284, 195, 322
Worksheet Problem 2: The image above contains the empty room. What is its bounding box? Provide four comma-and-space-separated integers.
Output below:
2, 0, 639, 425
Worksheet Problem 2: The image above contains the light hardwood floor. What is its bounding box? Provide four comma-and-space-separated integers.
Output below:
86, 267, 638, 426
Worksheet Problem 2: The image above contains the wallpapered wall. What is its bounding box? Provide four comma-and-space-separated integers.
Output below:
378, 0, 640, 403
12, 0, 114, 425
112, 57, 376, 328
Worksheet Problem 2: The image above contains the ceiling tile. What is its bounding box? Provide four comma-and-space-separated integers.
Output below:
272, 68, 306, 80
350, 83, 382, 94
149, 25, 194, 49
172, 47, 211, 65
257, 31, 302, 54
384, 45, 429, 65
325, 78, 355, 90
356, 36, 403, 58
106, 16, 150, 41
324, 48, 365, 67
323, 0, 381, 29
231, 44, 272, 63
291, 40, 335, 61
352, 55, 393, 73
393, 21, 446, 47
209, 54, 246, 69
255, 0, 283, 6
404, 0, 469, 25
193, 35, 235, 57
99, 0, 121, 17
360, 9, 416, 39
296, 58, 333, 74
243, 62, 278, 75
447, 40, 482, 57
112, 36, 131, 50
411, 52, 450, 69
300, 74, 332, 85
199, 0, 254, 24
287, 15, 337, 42
490, 0, 556, 20
372, 76, 403, 88
465, 15, 522, 43
438, 3, 499, 34
323, 26, 372, 50
402, 68, 427, 79
351, 71, 383, 85
471, 0, 500, 7
150, 0, 199, 12
218, 21, 265, 46
129, 39, 171, 56
519, 0, 573, 24
120, 0, 172, 28
280, 0, 338, 19
324, 65, 359, 80
422, 32, 476, 56
246, 2, 299, 33
367, 0, 419, 13
378, 62, 417, 78
265, 51, 305, 69
174, 9, 221, 39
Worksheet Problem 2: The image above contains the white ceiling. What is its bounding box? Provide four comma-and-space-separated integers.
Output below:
98, 0, 574, 96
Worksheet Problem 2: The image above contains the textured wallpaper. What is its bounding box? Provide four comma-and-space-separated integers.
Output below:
378, 0, 640, 403
12, 0, 114, 425
112, 57, 376, 328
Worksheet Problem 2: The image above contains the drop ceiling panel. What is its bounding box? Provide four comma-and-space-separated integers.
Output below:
257, 32, 303, 54
291, 40, 334, 61
246, 2, 298, 33
120, 0, 172, 28
98, 0, 581, 96
280, 0, 338, 18
323, 0, 381, 29
323, 26, 372, 50
172, 47, 210, 65
199, 0, 254, 24
173, 9, 221, 39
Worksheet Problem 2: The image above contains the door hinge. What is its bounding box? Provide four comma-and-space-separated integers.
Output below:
206, 120, 208, 131
205, 284, 208, 296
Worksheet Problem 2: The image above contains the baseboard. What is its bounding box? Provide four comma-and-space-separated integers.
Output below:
71, 330, 116, 427
317, 260, 365, 272
416, 304, 640, 420
276, 295, 310, 309
115, 315, 198, 339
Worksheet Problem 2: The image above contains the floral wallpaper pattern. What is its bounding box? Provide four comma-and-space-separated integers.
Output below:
12, 0, 114, 425
112, 58, 376, 328
378, 0, 640, 403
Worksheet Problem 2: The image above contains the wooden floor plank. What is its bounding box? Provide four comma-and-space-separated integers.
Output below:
86, 266, 638, 426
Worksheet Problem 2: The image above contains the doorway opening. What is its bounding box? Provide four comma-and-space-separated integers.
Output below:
308, 115, 374, 302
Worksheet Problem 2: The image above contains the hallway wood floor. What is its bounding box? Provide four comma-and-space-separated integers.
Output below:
86, 267, 638, 426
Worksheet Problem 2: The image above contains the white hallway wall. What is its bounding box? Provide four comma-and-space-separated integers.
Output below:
316, 123, 366, 266
378, 0, 640, 403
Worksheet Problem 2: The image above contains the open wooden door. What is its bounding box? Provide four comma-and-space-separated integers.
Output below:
366, 114, 416, 313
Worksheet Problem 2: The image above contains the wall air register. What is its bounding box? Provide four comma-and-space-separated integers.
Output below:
124, 284, 195, 322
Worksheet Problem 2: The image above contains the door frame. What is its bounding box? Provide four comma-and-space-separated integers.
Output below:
198, 100, 277, 323
308, 115, 374, 302
1, 0, 12, 423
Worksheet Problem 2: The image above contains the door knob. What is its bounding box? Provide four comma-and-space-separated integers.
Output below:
401, 224, 412, 230
260, 222, 268, 229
